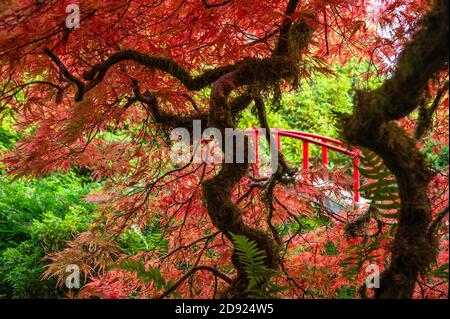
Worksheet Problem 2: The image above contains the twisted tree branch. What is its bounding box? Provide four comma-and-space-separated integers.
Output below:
343, 0, 449, 298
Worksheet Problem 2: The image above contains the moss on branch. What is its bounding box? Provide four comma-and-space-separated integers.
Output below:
342, 0, 448, 298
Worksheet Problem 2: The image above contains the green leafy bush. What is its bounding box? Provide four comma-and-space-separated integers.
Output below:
0, 207, 92, 298
424, 140, 449, 171
0, 172, 99, 298
30, 208, 92, 253
0, 172, 98, 251
0, 115, 167, 299
0, 241, 51, 298
0, 117, 22, 152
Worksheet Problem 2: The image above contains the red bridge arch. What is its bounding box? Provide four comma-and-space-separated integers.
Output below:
245, 128, 361, 203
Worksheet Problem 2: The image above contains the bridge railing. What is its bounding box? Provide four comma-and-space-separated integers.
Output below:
245, 127, 361, 203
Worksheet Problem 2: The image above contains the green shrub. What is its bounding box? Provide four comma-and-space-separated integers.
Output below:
0, 241, 51, 298
0, 172, 98, 251
0, 117, 22, 152
30, 208, 91, 252
424, 140, 449, 171
0, 208, 91, 298
0, 171, 99, 298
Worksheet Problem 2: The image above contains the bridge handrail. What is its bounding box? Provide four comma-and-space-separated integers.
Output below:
244, 127, 361, 203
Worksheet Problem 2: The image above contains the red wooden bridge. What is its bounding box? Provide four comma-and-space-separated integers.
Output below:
245, 128, 361, 204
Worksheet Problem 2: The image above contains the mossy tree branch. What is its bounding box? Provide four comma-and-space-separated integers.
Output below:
201, 14, 315, 297
45, 9, 316, 298
343, 0, 449, 299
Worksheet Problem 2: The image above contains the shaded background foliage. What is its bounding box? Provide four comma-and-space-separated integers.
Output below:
0, 125, 169, 298
239, 60, 384, 167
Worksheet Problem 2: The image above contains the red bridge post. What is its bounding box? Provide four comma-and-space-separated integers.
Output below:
245, 128, 361, 203
321, 146, 329, 168
353, 156, 360, 203
303, 141, 309, 170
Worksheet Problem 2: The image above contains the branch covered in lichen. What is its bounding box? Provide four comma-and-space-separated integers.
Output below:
343, 0, 449, 299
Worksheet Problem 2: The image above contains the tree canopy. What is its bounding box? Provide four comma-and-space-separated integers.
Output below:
0, 0, 448, 299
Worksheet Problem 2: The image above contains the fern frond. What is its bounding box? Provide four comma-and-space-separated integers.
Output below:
115, 259, 166, 290
230, 233, 271, 291
358, 148, 400, 220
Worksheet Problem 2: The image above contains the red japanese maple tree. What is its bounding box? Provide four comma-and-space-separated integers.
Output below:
0, 0, 448, 299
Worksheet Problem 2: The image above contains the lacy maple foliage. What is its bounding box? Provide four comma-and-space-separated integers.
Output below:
0, 0, 447, 299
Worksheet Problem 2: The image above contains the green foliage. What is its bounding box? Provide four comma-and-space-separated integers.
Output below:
0, 127, 19, 152
231, 233, 269, 291
0, 114, 171, 299
0, 207, 92, 298
0, 241, 54, 298
0, 171, 98, 251
335, 285, 357, 299
0, 170, 99, 298
117, 225, 168, 255
324, 241, 339, 256
340, 237, 381, 279
340, 148, 398, 284
231, 233, 287, 298
239, 60, 383, 166
0, 117, 22, 152
30, 209, 91, 252
1, 116, 98, 298
358, 148, 400, 219
115, 259, 167, 291
424, 139, 449, 171
289, 214, 331, 235
429, 264, 449, 279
